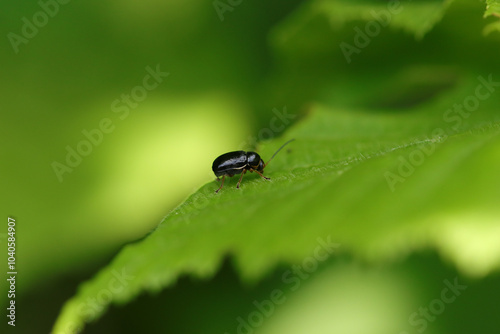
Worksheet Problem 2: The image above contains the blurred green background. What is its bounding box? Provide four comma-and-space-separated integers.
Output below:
1, 0, 500, 333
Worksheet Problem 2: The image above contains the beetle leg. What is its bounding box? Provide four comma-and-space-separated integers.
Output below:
236, 170, 247, 189
253, 169, 270, 180
215, 175, 225, 193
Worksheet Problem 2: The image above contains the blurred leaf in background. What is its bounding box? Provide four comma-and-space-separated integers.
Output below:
1, 0, 500, 333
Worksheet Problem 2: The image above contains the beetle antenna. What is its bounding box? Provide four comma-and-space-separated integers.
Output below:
264, 139, 295, 168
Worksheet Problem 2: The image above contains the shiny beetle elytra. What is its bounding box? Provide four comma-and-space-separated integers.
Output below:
212, 139, 294, 193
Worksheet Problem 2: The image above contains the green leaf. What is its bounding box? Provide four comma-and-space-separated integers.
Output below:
272, 0, 454, 50
484, 0, 500, 18
483, 20, 500, 35
484, 0, 500, 34
52, 71, 500, 333
318, 0, 454, 39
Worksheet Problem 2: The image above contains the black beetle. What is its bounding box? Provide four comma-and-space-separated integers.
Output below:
212, 139, 294, 193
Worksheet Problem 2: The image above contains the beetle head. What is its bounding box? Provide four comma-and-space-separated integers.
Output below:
246, 152, 264, 171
